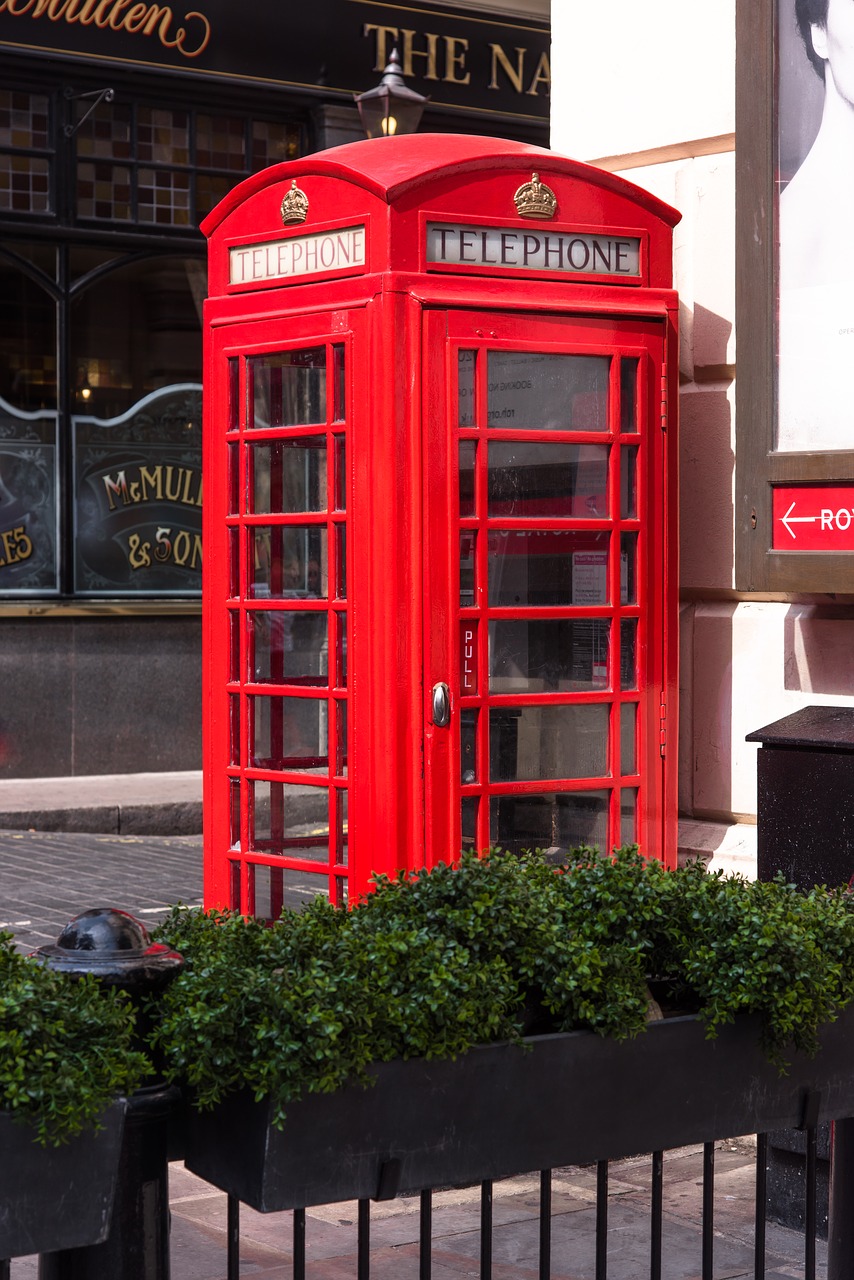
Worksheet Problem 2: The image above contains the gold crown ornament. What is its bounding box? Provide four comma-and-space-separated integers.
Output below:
513, 172, 557, 220
280, 180, 309, 226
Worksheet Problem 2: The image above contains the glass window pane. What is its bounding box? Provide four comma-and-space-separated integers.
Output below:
333, 345, 346, 423
489, 790, 610, 858
489, 704, 609, 782
336, 789, 348, 865
489, 531, 609, 606
228, 528, 239, 598
250, 526, 327, 600
621, 358, 639, 433
621, 702, 637, 776
137, 108, 189, 165
250, 779, 329, 859
0, 155, 51, 214
250, 350, 326, 428
335, 611, 347, 687
227, 442, 239, 515
229, 610, 240, 681
250, 609, 328, 685
488, 352, 610, 431
229, 692, 241, 765
621, 619, 638, 690
138, 168, 191, 227
336, 699, 348, 777
459, 441, 476, 517
0, 90, 50, 150
461, 709, 478, 784
461, 796, 479, 853
76, 161, 132, 220
334, 436, 346, 510
621, 446, 638, 519
335, 525, 347, 599
490, 619, 610, 692
621, 532, 637, 604
196, 115, 245, 171
251, 119, 300, 169
460, 531, 477, 606
488, 442, 608, 518
458, 350, 476, 425
230, 780, 241, 849
247, 437, 327, 513
69, 253, 201, 421
251, 695, 328, 774
620, 788, 638, 846
251, 865, 330, 917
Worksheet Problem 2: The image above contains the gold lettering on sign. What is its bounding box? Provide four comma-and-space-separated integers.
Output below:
442, 35, 469, 85
101, 465, 203, 512
0, 0, 211, 59
401, 28, 439, 81
0, 524, 33, 568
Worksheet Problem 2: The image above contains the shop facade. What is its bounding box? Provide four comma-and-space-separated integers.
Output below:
0, 0, 549, 779
551, 1, 854, 869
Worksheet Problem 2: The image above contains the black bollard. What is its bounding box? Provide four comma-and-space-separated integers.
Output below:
36, 909, 183, 1280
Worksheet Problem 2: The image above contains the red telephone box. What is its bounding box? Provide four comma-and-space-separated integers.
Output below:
201, 134, 680, 917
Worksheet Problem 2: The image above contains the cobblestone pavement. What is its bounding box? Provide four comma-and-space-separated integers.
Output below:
0, 828, 203, 952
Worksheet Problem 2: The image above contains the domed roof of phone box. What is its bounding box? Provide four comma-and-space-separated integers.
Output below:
201, 133, 680, 235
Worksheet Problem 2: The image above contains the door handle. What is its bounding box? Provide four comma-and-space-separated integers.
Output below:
431, 682, 451, 728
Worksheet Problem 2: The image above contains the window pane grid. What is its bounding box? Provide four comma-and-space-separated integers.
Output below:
230, 342, 348, 912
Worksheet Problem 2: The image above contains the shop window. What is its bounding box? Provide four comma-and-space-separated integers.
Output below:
0, 91, 52, 215
736, 0, 854, 592
74, 98, 300, 226
0, 244, 203, 597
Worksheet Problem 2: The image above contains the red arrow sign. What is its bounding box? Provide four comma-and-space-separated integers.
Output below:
773, 485, 854, 551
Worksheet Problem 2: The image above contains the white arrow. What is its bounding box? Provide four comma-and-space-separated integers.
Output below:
781, 501, 818, 540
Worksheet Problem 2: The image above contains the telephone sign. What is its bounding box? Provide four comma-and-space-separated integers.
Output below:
202, 134, 680, 917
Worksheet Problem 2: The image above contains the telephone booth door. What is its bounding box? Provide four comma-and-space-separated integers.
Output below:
423, 309, 671, 865
205, 314, 361, 917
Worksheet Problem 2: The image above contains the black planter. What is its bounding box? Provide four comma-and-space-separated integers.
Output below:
184, 1007, 854, 1213
0, 1099, 126, 1259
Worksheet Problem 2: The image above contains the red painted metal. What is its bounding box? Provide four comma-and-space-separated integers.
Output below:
202, 134, 680, 915
772, 485, 854, 551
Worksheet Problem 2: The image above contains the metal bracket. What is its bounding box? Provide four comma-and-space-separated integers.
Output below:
374, 1157, 402, 1202
797, 1088, 822, 1131
63, 87, 115, 139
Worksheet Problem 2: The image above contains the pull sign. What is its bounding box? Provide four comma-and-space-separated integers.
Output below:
460, 623, 478, 694
432, 683, 451, 728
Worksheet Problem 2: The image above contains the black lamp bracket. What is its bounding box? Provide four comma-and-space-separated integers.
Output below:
63, 87, 115, 139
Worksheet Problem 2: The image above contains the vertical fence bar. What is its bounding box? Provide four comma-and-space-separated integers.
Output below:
293, 1208, 306, 1280
539, 1169, 552, 1280
650, 1151, 663, 1280
358, 1199, 371, 1280
420, 1189, 432, 1280
227, 1195, 240, 1280
596, 1160, 608, 1280
804, 1127, 816, 1280
701, 1142, 715, 1280
480, 1180, 493, 1280
754, 1133, 767, 1280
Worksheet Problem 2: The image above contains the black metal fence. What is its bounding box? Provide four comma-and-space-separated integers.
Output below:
219, 1133, 823, 1280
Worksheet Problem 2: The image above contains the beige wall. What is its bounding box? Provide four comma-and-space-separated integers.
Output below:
551, 0, 854, 866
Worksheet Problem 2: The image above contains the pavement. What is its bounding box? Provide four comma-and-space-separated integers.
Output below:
0, 826, 817, 1279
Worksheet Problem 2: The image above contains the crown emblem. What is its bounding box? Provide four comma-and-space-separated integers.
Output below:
513, 172, 557, 220
280, 180, 309, 226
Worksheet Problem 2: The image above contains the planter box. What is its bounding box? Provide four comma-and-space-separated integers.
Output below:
0, 1099, 126, 1259
184, 1008, 854, 1212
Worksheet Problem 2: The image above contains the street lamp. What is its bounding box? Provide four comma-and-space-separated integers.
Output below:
354, 48, 429, 139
